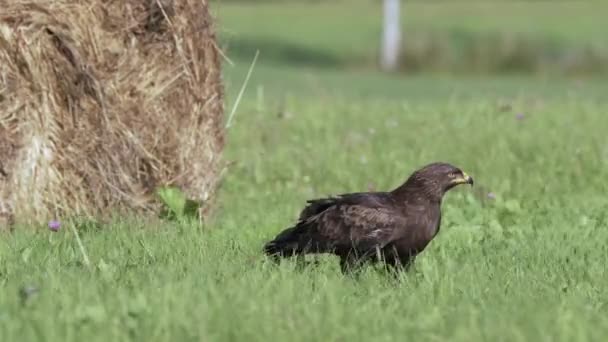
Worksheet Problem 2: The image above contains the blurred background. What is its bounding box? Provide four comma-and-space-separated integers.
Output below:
213, 0, 606, 101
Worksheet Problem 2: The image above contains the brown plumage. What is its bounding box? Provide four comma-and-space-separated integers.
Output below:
263, 162, 474, 274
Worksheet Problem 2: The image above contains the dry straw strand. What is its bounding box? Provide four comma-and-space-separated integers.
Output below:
226, 49, 259, 129
0, 0, 225, 228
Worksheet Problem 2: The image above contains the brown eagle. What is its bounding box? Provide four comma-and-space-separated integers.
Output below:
263, 162, 474, 274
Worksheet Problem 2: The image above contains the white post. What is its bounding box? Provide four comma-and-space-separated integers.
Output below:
380, 0, 401, 72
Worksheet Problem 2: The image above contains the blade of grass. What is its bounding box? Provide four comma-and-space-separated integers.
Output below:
225, 49, 259, 129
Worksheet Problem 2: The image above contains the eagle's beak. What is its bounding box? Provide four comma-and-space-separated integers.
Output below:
462, 172, 474, 186
452, 171, 474, 186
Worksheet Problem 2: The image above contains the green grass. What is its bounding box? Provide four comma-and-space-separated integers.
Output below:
3, 1, 608, 341
3, 71, 608, 340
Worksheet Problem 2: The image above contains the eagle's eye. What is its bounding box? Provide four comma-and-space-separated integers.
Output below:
448, 171, 457, 178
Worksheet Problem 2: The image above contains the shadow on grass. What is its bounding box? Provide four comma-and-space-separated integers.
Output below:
222, 36, 344, 68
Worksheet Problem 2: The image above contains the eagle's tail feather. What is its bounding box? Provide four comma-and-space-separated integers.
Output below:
263, 226, 304, 257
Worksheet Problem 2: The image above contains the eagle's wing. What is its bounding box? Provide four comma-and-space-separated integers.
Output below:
265, 192, 406, 257
308, 204, 407, 253
298, 192, 390, 222
297, 196, 340, 222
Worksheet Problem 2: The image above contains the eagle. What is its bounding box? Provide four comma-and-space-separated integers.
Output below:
263, 162, 474, 274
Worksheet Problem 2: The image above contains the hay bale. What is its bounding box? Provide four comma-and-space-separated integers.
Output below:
0, 0, 225, 227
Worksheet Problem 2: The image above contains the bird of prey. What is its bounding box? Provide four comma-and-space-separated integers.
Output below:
263, 162, 474, 274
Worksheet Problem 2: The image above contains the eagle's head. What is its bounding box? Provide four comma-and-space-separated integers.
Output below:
399, 162, 474, 201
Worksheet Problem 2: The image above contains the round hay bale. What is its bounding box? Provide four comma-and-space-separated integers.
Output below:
0, 0, 225, 228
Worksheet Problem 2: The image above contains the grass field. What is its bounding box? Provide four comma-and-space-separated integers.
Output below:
2, 1, 608, 341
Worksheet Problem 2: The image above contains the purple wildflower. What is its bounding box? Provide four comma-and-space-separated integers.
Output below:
48, 220, 60, 232
487, 192, 496, 200
515, 113, 525, 120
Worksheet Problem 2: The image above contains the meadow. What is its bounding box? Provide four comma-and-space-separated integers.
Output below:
2, 1, 608, 341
